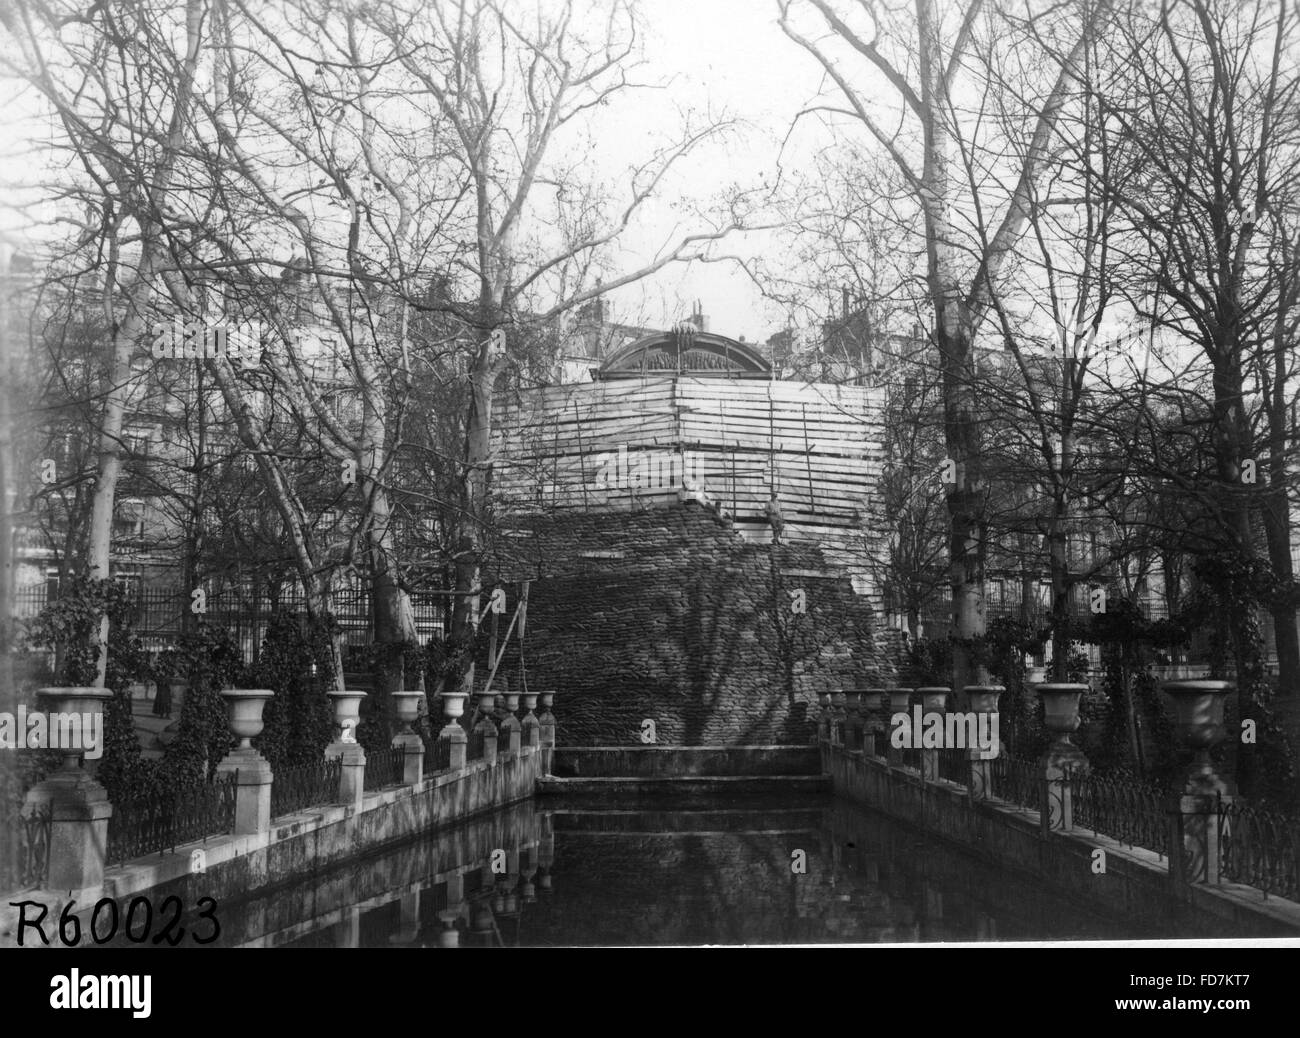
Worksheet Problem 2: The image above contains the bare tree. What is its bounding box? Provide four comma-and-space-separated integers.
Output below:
365, 0, 755, 699
1096, 0, 1300, 777
778, 0, 1115, 692
1, 0, 209, 685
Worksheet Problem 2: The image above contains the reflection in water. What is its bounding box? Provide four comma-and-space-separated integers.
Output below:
196, 794, 1204, 947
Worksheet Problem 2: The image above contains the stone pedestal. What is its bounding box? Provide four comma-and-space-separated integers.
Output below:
326, 740, 366, 813
538, 692, 557, 775
830, 690, 847, 746
474, 714, 499, 765
916, 687, 950, 783
842, 691, 860, 751
25, 686, 114, 890
499, 691, 522, 754
23, 767, 113, 891
863, 688, 888, 759
394, 731, 424, 785
217, 688, 276, 830
521, 692, 541, 749
474, 692, 499, 765
1035, 683, 1090, 832
217, 747, 274, 835
886, 689, 913, 768
439, 723, 467, 770
965, 685, 1004, 800
1162, 680, 1234, 888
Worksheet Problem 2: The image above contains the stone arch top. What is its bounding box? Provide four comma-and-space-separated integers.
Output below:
596, 328, 772, 379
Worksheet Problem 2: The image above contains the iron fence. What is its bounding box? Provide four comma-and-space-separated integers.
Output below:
271, 757, 343, 818
467, 726, 488, 762
937, 747, 969, 788
1068, 770, 1169, 860
1217, 797, 1300, 901
364, 746, 407, 792
0, 803, 52, 894
425, 736, 452, 773
900, 745, 921, 773
990, 754, 1044, 813
106, 772, 239, 867
14, 583, 452, 660
871, 728, 890, 760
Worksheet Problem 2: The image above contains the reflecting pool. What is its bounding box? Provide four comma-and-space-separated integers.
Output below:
182, 793, 1209, 946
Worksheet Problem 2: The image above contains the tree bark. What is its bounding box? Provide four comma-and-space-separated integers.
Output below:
84, 0, 204, 686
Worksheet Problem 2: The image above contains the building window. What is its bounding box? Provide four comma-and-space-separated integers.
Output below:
125, 429, 151, 459
114, 499, 147, 542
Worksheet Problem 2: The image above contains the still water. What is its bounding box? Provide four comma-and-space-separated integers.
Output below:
182, 793, 1198, 947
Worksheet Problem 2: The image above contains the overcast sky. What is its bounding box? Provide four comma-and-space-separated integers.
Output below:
586, 0, 833, 342
1, 0, 836, 340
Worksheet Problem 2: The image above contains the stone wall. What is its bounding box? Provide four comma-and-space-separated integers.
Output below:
823, 741, 1300, 936
0, 745, 545, 947
489, 501, 898, 747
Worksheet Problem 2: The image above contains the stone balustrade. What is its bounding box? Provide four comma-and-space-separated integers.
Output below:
816, 678, 1298, 918
13, 684, 557, 906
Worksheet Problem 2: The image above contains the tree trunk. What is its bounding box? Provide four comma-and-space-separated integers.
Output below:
209, 363, 345, 690
1210, 350, 1263, 793
0, 247, 16, 713
1262, 322, 1300, 709
85, 0, 205, 687
363, 438, 418, 695
917, 0, 987, 693
451, 331, 499, 699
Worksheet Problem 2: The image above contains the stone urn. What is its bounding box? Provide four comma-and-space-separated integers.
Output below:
35, 686, 112, 770
500, 690, 521, 715
964, 685, 1004, 761
220, 689, 275, 750
391, 690, 425, 734
327, 689, 367, 743
439, 690, 469, 721
538, 691, 556, 715
521, 691, 538, 715
1034, 682, 1090, 775
965, 685, 1003, 714
476, 690, 497, 715
886, 688, 913, 716
915, 687, 951, 714
1162, 679, 1234, 795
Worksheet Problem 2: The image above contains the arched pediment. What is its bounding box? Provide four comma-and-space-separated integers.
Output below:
597, 329, 771, 379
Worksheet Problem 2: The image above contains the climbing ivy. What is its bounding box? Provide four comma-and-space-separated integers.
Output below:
155, 624, 245, 790
22, 577, 154, 801
247, 612, 336, 771
1073, 554, 1298, 808
1189, 553, 1297, 807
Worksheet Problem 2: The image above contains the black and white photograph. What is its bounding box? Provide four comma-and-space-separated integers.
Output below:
0, 0, 1297, 988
